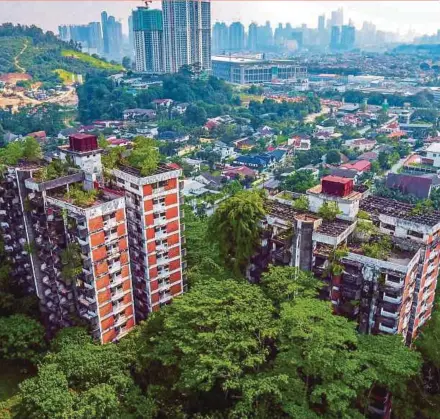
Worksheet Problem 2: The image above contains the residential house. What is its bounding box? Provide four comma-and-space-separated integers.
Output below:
340, 160, 371, 173
344, 138, 377, 152
195, 172, 223, 190
152, 99, 173, 109
222, 165, 257, 180
386, 173, 433, 199
233, 137, 255, 151
357, 151, 378, 161
123, 108, 156, 121
27, 131, 47, 143
213, 141, 236, 160
288, 137, 311, 151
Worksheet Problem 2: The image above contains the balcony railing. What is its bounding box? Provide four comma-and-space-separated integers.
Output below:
383, 294, 402, 305
381, 308, 399, 319
379, 323, 398, 334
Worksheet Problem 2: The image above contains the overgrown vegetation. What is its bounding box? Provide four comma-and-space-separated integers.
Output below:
65, 185, 98, 207
318, 201, 342, 221
125, 136, 160, 176
0, 137, 42, 165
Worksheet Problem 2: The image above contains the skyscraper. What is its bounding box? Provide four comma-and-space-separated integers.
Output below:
330, 25, 341, 50
128, 15, 135, 57
229, 22, 245, 51
132, 7, 164, 73
341, 25, 356, 50
248, 22, 258, 51
101, 11, 109, 54
212, 22, 229, 53
58, 22, 102, 54
162, 0, 211, 73
331, 8, 344, 27
107, 16, 123, 61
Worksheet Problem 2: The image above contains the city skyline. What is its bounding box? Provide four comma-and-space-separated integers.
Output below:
1, 1, 440, 38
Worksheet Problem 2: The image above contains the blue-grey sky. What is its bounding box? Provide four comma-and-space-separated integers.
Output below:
1, 1, 439, 36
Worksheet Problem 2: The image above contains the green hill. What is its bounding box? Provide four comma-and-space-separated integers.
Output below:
0, 24, 123, 86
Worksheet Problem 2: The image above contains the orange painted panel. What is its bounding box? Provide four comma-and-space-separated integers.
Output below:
168, 246, 180, 259
168, 234, 180, 246
169, 259, 180, 271
144, 199, 153, 212
146, 228, 155, 240
92, 246, 107, 262
148, 254, 156, 266
89, 216, 103, 232
165, 193, 178, 206
95, 261, 108, 276
122, 279, 132, 291
123, 293, 132, 305
152, 305, 160, 312
166, 207, 178, 219
121, 265, 130, 278
98, 289, 111, 305
145, 213, 154, 226
150, 279, 158, 292
102, 329, 116, 344
117, 224, 126, 236
119, 238, 128, 251
120, 251, 129, 265
99, 303, 112, 318
96, 275, 110, 290
170, 283, 182, 295
126, 318, 135, 328
101, 316, 114, 331
143, 184, 153, 196
125, 305, 134, 317
91, 231, 105, 247
149, 267, 158, 278
165, 178, 177, 190
151, 293, 160, 304
170, 271, 181, 282
147, 241, 155, 253
115, 209, 125, 222
167, 221, 179, 234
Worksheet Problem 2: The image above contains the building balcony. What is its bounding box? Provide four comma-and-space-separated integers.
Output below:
80, 310, 98, 320
109, 275, 124, 288
103, 218, 118, 230
153, 203, 166, 213
154, 217, 167, 226
157, 269, 170, 279
159, 292, 172, 304
114, 315, 127, 328
383, 294, 402, 305
108, 262, 121, 274
111, 289, 125, 301
105, 233, 118, 243
379, 323, 398, 334
112, 301, 131, 314
155, 230, 168, 240
381, 308, 399, 319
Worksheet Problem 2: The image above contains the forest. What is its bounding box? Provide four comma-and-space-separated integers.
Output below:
0, 191, 438, 418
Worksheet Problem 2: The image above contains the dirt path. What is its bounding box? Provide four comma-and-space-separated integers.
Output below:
14, 40, 28, 73
305, 106, 330, 123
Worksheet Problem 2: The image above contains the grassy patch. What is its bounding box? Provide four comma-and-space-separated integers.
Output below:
61, 50, 123, 72
53, 68, 76, 84
239, 93, 264, 104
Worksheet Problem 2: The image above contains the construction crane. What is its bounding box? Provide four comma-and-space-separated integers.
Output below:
144, 0, 152, 8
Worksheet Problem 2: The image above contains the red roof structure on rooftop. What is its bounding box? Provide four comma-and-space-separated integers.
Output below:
69, 133, 98, 153
321, 175, 354, 197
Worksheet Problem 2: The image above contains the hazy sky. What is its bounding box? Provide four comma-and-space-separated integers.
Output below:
1, 1, 440, 35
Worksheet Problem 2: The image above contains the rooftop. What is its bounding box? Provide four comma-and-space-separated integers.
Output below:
117, 163, 179, 178
360, 195, 440, 227
426, 143, 440, 153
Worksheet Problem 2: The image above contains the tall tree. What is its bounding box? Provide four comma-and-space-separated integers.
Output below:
208, 190, 266, 273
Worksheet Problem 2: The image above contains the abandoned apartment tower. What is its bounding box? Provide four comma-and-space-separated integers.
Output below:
252, 175, 439, 345
0, 134, 185, 343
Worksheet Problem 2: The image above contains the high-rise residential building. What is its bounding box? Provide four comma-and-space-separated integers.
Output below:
112, 164, 185, 320
58, 23, 102, 54
331, 8, 344, 27
212, 22, 229, 54
128, 15, 135, 57
248, 22, 258, 51
330, 25, 341, 50
274, 23, 284, 46
229, 22, 245, 52
341, 25, 356, 50
107, 16, 123, 61
318, 14, 325, 32
250, 176, 439, 345
132, 7, 164, 73
290, 30, 303, 50
0, 134, 185, 342
101, 11, 110, 54
162, 0, 211, 73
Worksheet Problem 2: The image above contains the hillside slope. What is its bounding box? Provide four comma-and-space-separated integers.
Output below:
0, 24, 123, 85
